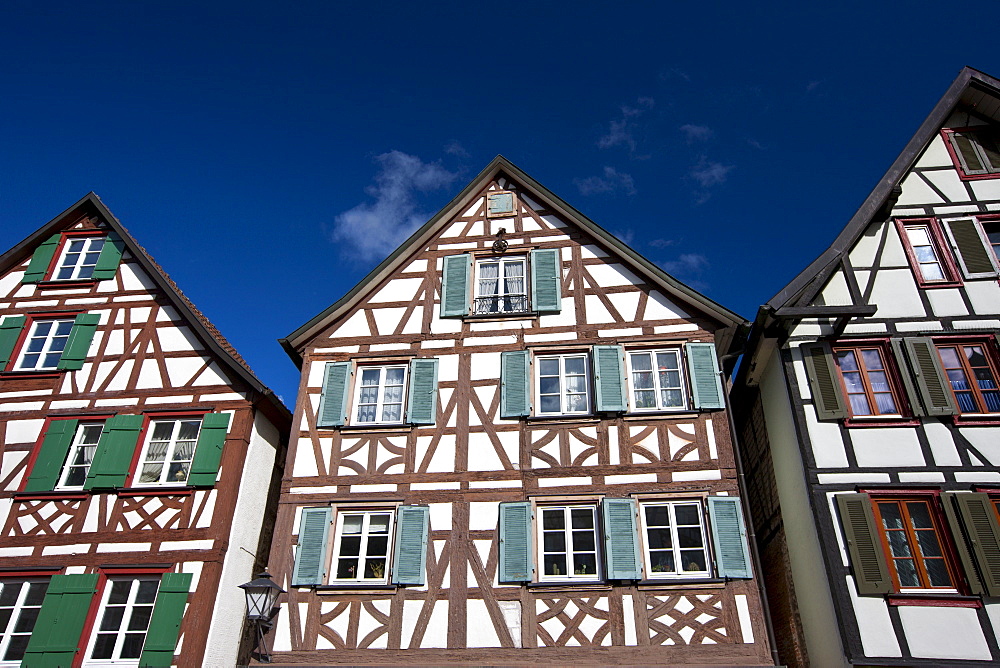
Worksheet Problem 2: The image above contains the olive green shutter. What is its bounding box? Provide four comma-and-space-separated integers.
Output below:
57, 313, 101, 371
0, 315, 27, 368
941, 492, 986, 595
500, 350, 531, 418
92, 232, 126, 280
24, 419, 80, 492
406, 358, 438, 425
801, 342, 849, 420
187, 413, 231, 487
950, 492, 1000, 596
593, 345, 627, 412
22, 573, 98, 667
499, 501, 534, 583
317, 362, 351, 428
903, 337, 958, 416
708, 496, 753, 578
889, 338, 926, 417
440, 254, 471, 317
602, 498, 642, 580
292, 507, 332, 586
687, 342, 725, 410
392, 505, 430, 586
836, 493, 892, 595
138, 573, 193, 668
21, 233, 61, 284
944, 218, 998, 279
85, 414, 144, 490
530, 248, 562, 313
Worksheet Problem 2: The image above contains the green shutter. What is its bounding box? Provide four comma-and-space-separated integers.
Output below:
593, 345, 626, 412
138, 572, 192, 667
85, 414, 144, 490
22, 573, 98, 667
530, 248, 562, 313
889, 338, 926, 417
602, 498, 642, 580
24, 419, 80, 492
944, 218, 998, 279
951, 492, 1000, 596
903, 337, 958, 416
292, 507, 332, 586
406, 358, 438, 425
0, 315, 27, 368
57, 313, 101, 371
500, 351, 530, 418
836, 493, 892, 595
186, 413, 231, 487
391, 505, 430, 586
92, 232, 126, 281
687, 342, 725, 410
317, 362, 351, 428
440, 254, 471, 317
21, 233, 61, 284
499, 501, 533, 583
801, 342, 849, 420
941, 492, 986, 595
708, 496, 753, 579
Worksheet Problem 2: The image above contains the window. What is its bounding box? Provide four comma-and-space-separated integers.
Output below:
0, 313, 99, 375
56, 422, 104, 490
640, 501, 710, 578
331, 510, 395, 583
936, 343, 1000, 414
944, 127, 1000, 177
474, 257, 528, 314
440, 249, 562, 318
833, 345, 901, 417
486, 190, 516, 217
13, 319, 75, 372
21, 232, 124, 285
0, 579, 48, 663
872, 498, 957, 591
316, 359, 438, 429
536, 353, 590, 415
53, 236, 106, 281
538, 505, 601, 580
627, 349, 685, 411
353, 364, 408, 425
84, 576, 160, 663
897, 219, 960, 286
136, 418, 202, 486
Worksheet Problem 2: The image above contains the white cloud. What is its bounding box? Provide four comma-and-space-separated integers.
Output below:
597, 97, 654, 153
574, 166, 636, 196
690, 158, 734, 187
331, 151, 458, 261
660, 253, 709, 277
679, 124, 713, 142
444, 140, 469, 157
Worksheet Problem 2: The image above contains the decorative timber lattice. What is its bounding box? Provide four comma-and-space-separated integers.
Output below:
645, 593, 727, 645
534, 596, 612, 647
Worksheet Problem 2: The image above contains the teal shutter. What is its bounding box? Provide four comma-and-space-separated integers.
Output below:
602, 498, 642, 580
0, 315, 27, 368
317, 362, 352, 428
22, 573, 98, 667
440, 254, 471, 317
85, 414, 144, 490
92, 232, 126, 281
500, 351, 530, 418
593, 345, 626, 412
186, 413, 231, 487
903, 337, 959, 417
801, 342, 849, 420
708, 497, 753, 579
499, 501, 533, 583
21, 233, 61, 284
836, 493, 892, 595
406, 358, 438, 425
138, 573, 192, 668
530, 248, 562, 313
57, 313, 101, 371
292, 507, 332, 586
392, 505, 430, 586
687, 342, 725, 410
24, 419, 80, 492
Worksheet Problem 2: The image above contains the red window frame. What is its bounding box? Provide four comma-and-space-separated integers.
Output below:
2, 311, 83, 377
830, 340, 916, 426
942, 127, 1000, 181
124, 411, 209, 489
933, 336, 1000, 419
894, 217, 962, 288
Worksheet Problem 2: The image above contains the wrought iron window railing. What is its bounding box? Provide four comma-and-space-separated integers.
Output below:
473, 295, 529, 315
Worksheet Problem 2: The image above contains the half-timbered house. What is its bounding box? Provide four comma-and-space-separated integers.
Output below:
268, 156, 776, 665
733, 67, 1000, 667
0, 194, 290, 667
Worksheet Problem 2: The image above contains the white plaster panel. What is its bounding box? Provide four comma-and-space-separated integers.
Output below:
428, 503, 452, 531
923, 169, 970, 203
404, 599, 449, 648
469, 353, 500, 381
468, 434, 510, 472
159, 539, 214, 551
672, 470, 721, 482
955, 472, 1000, 483
581, 244, 608, 259
15, 300, 58, 308
356, 600, 390, 649
540, 214, 567, 228
191, 361, 229, 386
923, 421, 963, 466
404, 259, 427, 273
63, 296, 104, 303
971, 177, 1000, 201
158, 325, 202, 352
96, 543, 152, 553
0, 547, 33, 557
986, 603, 1000, 656
0, 402, 44, 411
851, 428, 925, 467
869, 269, 926, 318
803, 408, 850, 468
307, 360, 327, 388
898, 472, 947, 483
584, 295, 615, 323
818, 270, 852, 306
934, 204, 980, 215
437, 242, 479, 250
896, 172, 945, 205
332, 311, 371, 338
964, 280, 1000, 317
957, 426, 1000, 466
371, 307, 406, 337
586, 263, 640, 288
914, 135, 954, 168
464, 335, 517, 347
421, 434, 455, 473
118, 263, 158, 291
605, 474, 658, 485
816, 473, 892, 484
894, 321, 943, 332
0, 272, 23, 298
41, 544, 90, 556
846, 577, 900, 657
898, 606, 991, 660
165, 357, 202, 387
135, 359, 163, 389
849, 222, 885, 268
144, 395, 194, 405
598, 327, 643, 338
0, 453, 26, 490
369, 278, 423, 303
313, 345, 361, 353
293, 436, 319, 478
953, 318, 1000, 330
537, 476, 590, 487
430, 314, 463, 334
537, 298, 577, 327
927, 288, 969, 317
467, 599, 502, 647
4, 419, 44, 444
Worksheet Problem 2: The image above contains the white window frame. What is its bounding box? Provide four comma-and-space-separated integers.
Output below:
13, 318, 75, 371
352, 364, 408, 425
535, 353, 591, 416
626, 349, 686, 412
329, 509, 396, 584
537, 504, 602, 582
53, 236, 106, 281
56, 422, 105, 490
639, 500, 711, 579
0, 579, 49, 665
134, 418, 202, 487
83, 575, 160, 666
473, 256, 529, 315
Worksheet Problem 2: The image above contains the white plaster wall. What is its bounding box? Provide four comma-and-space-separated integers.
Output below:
850, 429, 925, 467
898, 606, 991, 661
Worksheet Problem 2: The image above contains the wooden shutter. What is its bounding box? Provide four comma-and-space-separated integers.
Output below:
530, 248, 562, 313
903, 337, 958, 416
950, 131, 988, 174
941, 492, 986, 595
440, 254, 471, 317
500, 350, 531, 418
499, 501, 534, 583
24, 419, 80, 492
22, 573, 98, 667
406, 358, 438, 425
708, 496, 753, 579
21, 233, 61, 284
944, 218, 998, 279
687, 342, 725, 410
889, 338, 926, 417
92, 232, 126, 280
138, 572, 192, 668
57, 313, 101, 371
801, 342, 849, 420
593, 345, 626, 412
602, 498, 642, 580
0, 315, 27, 368
84, 414, 144, 490
950, 492, 1000, 596
186, 413, 231, 487
836, 493, 892, 595
292, 507, 332, 586
392, 505, 430, 586
316, 362, 351, 428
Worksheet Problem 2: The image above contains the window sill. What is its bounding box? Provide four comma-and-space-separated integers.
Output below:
315, 584, 397, 594
335, 424, 415, 434
951, 414, 1000, 426
117, 487, 195, 496
637, 577, 726, 589
623, 410, 700, 420
843, 416, 921, 428
527, 415, 599, 424
464, 312, 537, 322
886, 593, 981, 608
12, 491, 89, 501
0, 371, 62, 380
527, 581, 611, 591
955, 171, 1000, 182
915, 280, 964, 289
36, 279, 99, 289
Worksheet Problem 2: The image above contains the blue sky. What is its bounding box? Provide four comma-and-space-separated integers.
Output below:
3, 1, 999, 405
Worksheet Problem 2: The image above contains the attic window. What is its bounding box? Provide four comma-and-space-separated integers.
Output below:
943, 127, 1000, 178
486, 191, 516, 218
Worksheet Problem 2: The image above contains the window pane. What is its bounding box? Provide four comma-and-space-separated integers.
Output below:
645, 505, 669, 526
99, 606, 125, 631
538, 358, 559, 376
543, 531, 566, 552
649, 551, 675, 573
674, 504, 701, 525
573, 554, 597, 576
680, 550, 707, 572
564, 357, 586, 375
542, 510, 564, 530
136, 580, 158, 604
121, 633, 145, 659
91, 634, 116, 659
0, 582, 22, 606
544, 555, 567, 576
24, 582, 47, 606
925, 559, 953, 587
677, 527, 704, 548
108, 580, 131, 604
647, 528, 672, 549
369, 514, 390, 533
906, 502, 933, 529
11, 607, 38, 633
127, 605, 153, 631
894, 558, 920, 587
572, 530, 595, 551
